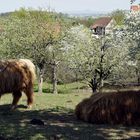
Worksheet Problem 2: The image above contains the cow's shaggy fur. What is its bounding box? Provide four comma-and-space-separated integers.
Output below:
0, 59, 36, 109
75, 90, 140, 125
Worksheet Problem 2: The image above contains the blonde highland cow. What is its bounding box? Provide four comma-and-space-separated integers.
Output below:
0, 59, 36, 109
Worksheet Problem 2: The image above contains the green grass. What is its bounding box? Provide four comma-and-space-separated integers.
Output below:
0, 92, 91, 140
0, 91, 140, 140
34, 81, 88, 94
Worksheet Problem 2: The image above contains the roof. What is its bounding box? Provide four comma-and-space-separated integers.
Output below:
131, 5, 140, 12
91, 17, 112, 29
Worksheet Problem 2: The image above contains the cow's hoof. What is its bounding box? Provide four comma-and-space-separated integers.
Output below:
27, 105, 32, 109
11, 105, 17, 110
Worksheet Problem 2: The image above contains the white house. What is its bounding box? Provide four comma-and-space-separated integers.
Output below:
90, 17, 116, 36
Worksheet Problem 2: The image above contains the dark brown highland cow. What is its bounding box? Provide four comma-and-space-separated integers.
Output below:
0, 59, 36, 109
75, 91, 140, 125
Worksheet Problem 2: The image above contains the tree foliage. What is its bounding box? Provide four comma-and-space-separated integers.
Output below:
0, 9, 70, 94
64, 25, 129, 92
111, 9, 126, 26
123, 12, 140, 83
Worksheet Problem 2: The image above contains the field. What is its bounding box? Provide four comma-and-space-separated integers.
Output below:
0, 87, 140, 139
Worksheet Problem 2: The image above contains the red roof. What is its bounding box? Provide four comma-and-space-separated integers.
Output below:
131, 5, 140, 11
91, 17, 112, 29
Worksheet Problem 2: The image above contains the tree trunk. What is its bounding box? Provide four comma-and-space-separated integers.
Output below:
38, 68, 44, 94
90, 74, 98, 93
99, 36, 105, 92
52, 63, 58, 94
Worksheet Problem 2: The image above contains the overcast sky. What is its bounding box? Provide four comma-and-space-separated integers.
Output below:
0, 0, 139, 13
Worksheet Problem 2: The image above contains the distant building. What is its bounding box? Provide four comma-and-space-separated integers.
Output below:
130, 4, 140, 13
90, 17, 116, 36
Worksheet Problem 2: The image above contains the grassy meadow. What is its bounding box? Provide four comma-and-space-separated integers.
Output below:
0, 83, 140, 140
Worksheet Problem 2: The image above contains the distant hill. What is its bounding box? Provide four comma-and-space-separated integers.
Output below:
0, 12, 13, 17
63, 9, 130, 18
0, 10, 129, 18
64, 10, 109, 18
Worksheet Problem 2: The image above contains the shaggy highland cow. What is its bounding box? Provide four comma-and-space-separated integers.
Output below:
75, 91, 140, 125
0, 59, 36, 109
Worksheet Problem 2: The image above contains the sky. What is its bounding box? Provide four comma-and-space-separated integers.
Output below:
0, 0, 139, 14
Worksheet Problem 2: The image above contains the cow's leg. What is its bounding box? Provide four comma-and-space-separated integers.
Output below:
11, 91, 22, 110
24, 87, 34, 109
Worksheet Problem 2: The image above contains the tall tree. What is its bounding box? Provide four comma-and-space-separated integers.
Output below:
0, 9, 68, 94
124, 12, 140, 83
64, 25, 129, 93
